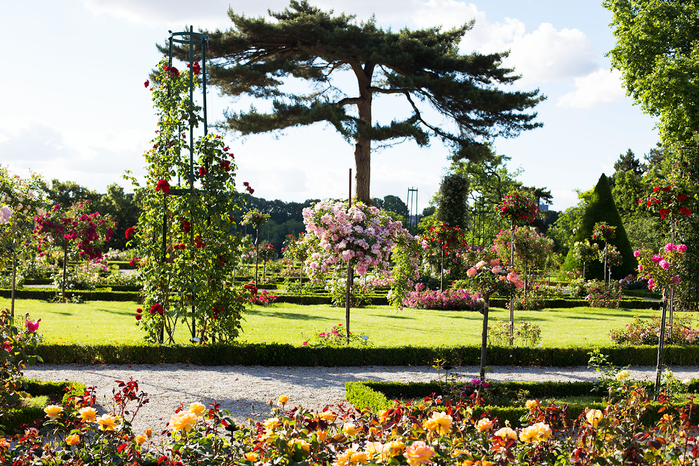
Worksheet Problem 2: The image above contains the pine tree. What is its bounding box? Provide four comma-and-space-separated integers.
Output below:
169, 1, 544, 203
563, 174, 637, 279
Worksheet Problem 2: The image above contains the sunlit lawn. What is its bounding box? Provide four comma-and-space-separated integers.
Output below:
1, 297, 660, 347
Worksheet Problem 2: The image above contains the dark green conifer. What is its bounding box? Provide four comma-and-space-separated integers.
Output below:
563, 174, 637, 279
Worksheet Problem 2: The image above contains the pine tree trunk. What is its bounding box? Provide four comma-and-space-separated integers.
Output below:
352, 62, 374, 205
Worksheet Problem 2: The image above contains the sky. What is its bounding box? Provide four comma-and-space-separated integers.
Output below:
0, 0, 659, 213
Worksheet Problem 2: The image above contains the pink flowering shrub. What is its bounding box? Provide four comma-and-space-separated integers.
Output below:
403, 288, 481, 310
610, 314, 699, 345
302, 200, 413, 279
635, 242, 686, 291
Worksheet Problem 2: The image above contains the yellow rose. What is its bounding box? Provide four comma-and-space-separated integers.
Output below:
278, 395, 290, 405
134, 435, 147, 445
334, 451, 351, 466
65, 434, 80, 446
404, 441, 434, 466
382, 440, 405, 458
350, 451, 369, 464
342, 422, 359, 437
423, 411, 452, 435
525, 400, 539, 410
78, 407, 97, 423
476, 418, 494, 432
586, 409, 603, 428
0, 438, 10, 454
144, 428, 153, 437
189, 402, 207, 417
616, 370, 630, 381
365, 441, 384, 457
170, 412, 198, 433
44, 405, 63, 420
245, 452, 259, 462
493, 427, 517, 441
319, 411, 335, 422
96, 414, 119, 431
520, 422, 552, 443
264, 417, 282, 431
317, 431, 328, 442
290, 439, 311, 453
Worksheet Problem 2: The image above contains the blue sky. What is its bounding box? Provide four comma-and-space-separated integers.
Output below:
0, 0, 658, 213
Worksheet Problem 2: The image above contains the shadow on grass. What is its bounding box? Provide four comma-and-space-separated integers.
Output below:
92, 308, 135, 316
246, 310, 334, 321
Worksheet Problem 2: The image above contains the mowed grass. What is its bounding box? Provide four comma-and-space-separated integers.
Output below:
1, 297, 659, 347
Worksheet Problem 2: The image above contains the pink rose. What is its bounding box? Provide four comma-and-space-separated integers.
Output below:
665, 243, 674, 252
633, 250, 640, 258
25, 319, 41, 333
659, 260, 670, 270
678, 244, 687, 252
467, 267, 477, 277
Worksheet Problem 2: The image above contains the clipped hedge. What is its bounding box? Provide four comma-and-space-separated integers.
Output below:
0, 288, 140, 302
1, 379, 85, 434
33, 343, 699, 366
345, 380, 694, 427
488, 297, 660, 310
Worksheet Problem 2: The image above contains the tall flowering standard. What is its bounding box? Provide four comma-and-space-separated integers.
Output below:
462, 247, 524, 381
420, 222, 466, 291
302, 200, 414, 340
592, 222, 616, 284
33, 201, 115, 303
635, 242, 687, 392
241, 209, 270, 287
127, 58, 247, 344
495, 190, 537, 342
0, 168, 48, 318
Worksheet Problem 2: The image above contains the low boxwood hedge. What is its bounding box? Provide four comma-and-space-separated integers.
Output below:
0, 288, 140, 302
33, 342, 699, 366
345, 380, 696, 427
1, 379, 85, 434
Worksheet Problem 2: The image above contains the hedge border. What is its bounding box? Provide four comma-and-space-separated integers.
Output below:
345, 380, 694, 427
1, 379, 85, 434
33, 343, 699, 366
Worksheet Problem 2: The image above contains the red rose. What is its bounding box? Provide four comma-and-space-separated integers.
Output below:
155, 180, 171, 194
221, 161, 231, 172
125, 226, 136, 239
198, 166, 207, 177
144, 80, 149, 88
181, 220, 191, 233
135, 314, 142, 320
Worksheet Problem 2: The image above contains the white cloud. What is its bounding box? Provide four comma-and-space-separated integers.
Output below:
557, 69, 627, 109
505, 23, 598, 84
80, 0, 291, 29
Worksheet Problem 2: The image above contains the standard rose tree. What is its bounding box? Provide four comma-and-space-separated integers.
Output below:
33, 201, 115, 303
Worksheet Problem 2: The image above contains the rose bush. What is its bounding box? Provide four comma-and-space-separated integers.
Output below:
127, 58, 248, 344
2, 375, 698, 465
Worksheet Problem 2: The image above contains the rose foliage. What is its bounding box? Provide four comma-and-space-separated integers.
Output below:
3, 374, 699, 465
126, 59, 248, 344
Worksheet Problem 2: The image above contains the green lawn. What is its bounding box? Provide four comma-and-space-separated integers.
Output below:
1, 297, 660, 347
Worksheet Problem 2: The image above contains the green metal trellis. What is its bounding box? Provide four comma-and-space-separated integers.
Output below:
161, 27, 209, 342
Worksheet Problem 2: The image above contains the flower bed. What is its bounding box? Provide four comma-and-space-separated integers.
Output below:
3, 375, 699, 464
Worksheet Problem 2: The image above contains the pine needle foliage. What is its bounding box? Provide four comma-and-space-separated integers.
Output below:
167, 0, 545, 203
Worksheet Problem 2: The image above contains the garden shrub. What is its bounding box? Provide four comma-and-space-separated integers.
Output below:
402, 286, 480, 310
610, 314, 699, 345
585, 279, 621, 308
488, 320, 542, 347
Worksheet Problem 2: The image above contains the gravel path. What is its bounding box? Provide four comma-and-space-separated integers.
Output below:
23, 364, 699, 435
